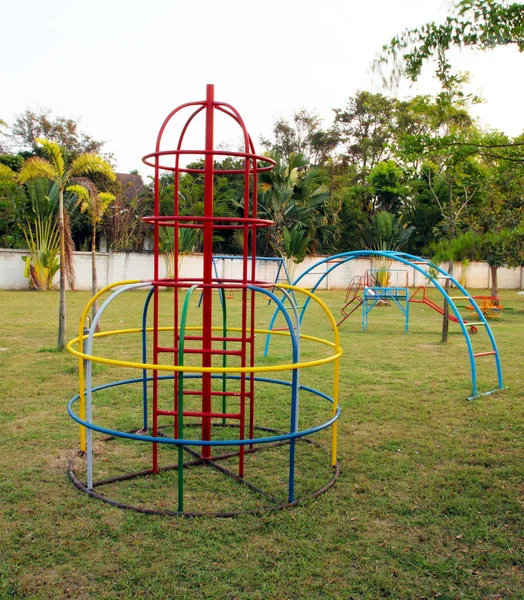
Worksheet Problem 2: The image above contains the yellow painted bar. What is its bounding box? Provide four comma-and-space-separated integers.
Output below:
276, 284, 341, 465
67, 326, 342, 374
70, 282, 342, 464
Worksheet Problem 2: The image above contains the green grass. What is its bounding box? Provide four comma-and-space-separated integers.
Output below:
0, 287, 522, 599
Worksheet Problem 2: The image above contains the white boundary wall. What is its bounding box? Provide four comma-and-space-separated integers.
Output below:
0, 249, 522, 291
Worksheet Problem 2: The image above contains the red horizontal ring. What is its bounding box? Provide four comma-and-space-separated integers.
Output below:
142, 215, 274, 229
147, 278, 275, 289
142, 149, 276, 174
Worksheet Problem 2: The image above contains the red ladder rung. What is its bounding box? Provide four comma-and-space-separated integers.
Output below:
184, 335, 249, 343
182, 390, 242, 397
159, 347, 243, 356
156, 409, 241, 419
474, 351, 496, 357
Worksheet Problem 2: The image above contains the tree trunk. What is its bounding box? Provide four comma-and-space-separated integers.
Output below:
91, 225, 100, 333
490, 264, 498, 297
57, 188, 66, 350
441, 259, 454, 343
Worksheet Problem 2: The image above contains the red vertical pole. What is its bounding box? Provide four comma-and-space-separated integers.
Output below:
201, 84, 215, 459
249, 154, 257, 445
152, 155, 160, 473
173, 156, 180, 439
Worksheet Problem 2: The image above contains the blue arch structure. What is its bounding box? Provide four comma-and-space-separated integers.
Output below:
265, 250, 504, 401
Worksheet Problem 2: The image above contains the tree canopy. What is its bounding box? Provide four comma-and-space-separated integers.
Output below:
4, 108, 105, 157
374, 0, 524, 87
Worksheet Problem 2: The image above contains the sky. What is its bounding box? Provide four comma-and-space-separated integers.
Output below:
3, 0, 523, 178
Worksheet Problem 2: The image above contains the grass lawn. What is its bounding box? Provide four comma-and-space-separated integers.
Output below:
0, 287, 522, 599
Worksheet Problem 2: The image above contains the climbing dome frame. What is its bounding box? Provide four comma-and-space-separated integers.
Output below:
66, 85, 341, 516
266, 251, 504, 401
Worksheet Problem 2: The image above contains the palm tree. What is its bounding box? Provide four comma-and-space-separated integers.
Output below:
66, 184, 115, 324
257, 153, 337, 266
20, 178, 61, 291
18, 139, 116, 349
360, 210, 414, 286
158, 226, 200, 278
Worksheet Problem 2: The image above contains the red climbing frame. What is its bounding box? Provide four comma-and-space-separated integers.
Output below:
142, 85, 276, 477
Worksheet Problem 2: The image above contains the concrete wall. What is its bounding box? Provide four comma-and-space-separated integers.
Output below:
0, 249, 522, 291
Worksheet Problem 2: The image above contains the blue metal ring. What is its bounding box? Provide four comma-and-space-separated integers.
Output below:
68, 374, 340, 447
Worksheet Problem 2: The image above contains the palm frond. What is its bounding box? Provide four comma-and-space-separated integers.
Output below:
98, 192, 115, 220
361, 210, 414, 252
67, 183, 115, 223
70, 176, 99, 196
21, 215, 60, 290
26, 177, 58, 217
18, 157, 59, 185
68, 154, 116, 181
35, 138, 65, 178
66, 184, 90, 213
0, 164, 16, 183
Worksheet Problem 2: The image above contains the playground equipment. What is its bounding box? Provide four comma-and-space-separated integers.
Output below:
362, 285, 409, 333
340, 269, 411, 327
66, 85, 341, 516
203, 255, 294, 304
265, 251, 504, 401
466, 295, 504, 319
409, 286, 479, 334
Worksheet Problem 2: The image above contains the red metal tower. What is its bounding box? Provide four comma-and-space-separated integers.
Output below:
142, 84, 275, 477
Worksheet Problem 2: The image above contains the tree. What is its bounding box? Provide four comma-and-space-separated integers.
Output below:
0, 164, 23, 248
335, 178, 369, 252
333, 92, 398, 180
107, 180, 151, 251
425, 152, 486, 340
392, 80, 485, 341
6, 108, 105, 157
360, 210, 414, 286
0, 119, 9, 153
367, 160, 409, 214
443, 129, 524, 293
256, 153, 338, 263
260, 109, 338, 166
374, 0, 524, 88
21, 214, 60, 291
18, 139, 115, 350
158, 227, 200, 278
66, 184, 115, 324
430, 227, 524, 296
360, 210, 414, 252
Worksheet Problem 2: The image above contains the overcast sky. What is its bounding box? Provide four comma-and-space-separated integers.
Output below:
3, 0, 523, 177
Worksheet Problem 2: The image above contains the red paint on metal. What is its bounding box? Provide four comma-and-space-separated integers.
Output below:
142, 84, 275, 477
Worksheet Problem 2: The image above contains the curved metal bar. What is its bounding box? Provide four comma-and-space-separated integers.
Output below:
175, 285, 200, 510
141, 286, 155, 430
68, 381, 340, 447
265, 250, 503, 399
67, 327, 340, 374
75, 279, 141, 451
393, 252, 503, 396
271, 287, 301, 502
84, 281, 150, 489
248, 285, 301, 500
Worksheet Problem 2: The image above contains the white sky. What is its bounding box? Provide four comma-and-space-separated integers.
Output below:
3, 0, 523, 178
